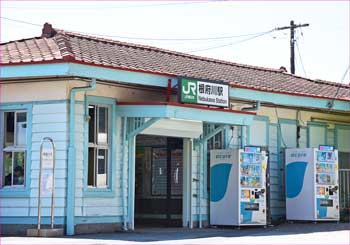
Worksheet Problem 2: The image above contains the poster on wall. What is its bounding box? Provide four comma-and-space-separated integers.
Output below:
40, 172, 53, 195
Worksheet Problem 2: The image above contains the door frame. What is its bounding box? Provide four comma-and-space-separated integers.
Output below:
131, 135, 193, 229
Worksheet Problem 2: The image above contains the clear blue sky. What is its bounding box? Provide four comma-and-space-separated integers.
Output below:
1, 1, 349, 83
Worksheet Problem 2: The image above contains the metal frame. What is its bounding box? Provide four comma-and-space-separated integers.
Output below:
37, 137, 56, 230
121, 117, 160, 230
339, 169, 350, 221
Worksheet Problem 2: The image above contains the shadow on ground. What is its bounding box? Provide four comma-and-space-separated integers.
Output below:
70, 222, 350, 243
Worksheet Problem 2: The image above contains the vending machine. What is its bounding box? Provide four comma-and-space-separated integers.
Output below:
210, 147, 267, 226
285, 146, 339, 221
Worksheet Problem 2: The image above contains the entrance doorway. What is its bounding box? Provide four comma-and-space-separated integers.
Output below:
135, 135, 184, 227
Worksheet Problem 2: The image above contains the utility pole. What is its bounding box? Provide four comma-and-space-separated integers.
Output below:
276, 20, 309, 74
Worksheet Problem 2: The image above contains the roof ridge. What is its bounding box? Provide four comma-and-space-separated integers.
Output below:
280, 72, 350, 88
55, 29, 287, 73
312, 78, 350, 88
0, 36, 43, 45
54, 32, 74, 57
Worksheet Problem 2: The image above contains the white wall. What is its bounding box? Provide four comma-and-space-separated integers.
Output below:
0, 81, 68, 103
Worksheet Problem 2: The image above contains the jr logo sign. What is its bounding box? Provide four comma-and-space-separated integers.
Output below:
181, 79, 198, 104
179, 78, 229, 107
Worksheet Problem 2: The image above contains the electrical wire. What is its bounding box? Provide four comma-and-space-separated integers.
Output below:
1, 16, 276, 42
295, 29, 307, 77
296, 40, 307, 77
327, 64, 350, 109
1, 1, 213, 10
187, 30, 275, 53
1, 17, 42, 27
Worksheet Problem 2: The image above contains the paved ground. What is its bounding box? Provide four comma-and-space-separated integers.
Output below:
2, 222, 350, 244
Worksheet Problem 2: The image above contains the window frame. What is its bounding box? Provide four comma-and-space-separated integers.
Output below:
87, 104, 110, 188
83, 96, 116, 197
0, 104, 32, 197
307, 121, 327, 148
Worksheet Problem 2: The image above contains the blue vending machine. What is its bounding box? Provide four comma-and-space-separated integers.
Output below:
285, 146, 339, 221
210, 147, 267, 226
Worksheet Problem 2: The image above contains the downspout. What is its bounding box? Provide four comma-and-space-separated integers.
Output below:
121, 117, 128, 230
224, 125, 231, 148
198, 140, 203, 228
200, 140, 206, 228
189, 139, 193, 229
67, 78, 96, 236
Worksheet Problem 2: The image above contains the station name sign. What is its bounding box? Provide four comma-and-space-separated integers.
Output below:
179, 78, 229, 107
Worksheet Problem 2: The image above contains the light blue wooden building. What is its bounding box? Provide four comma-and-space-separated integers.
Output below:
1, 23, 349, 235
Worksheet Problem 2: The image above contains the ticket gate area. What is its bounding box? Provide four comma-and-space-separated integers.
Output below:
135, 135, 183, 227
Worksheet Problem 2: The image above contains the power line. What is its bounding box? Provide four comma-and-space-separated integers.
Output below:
327, 64, 350, 109
1, 1, 213, 10
79, 29, 274, 42
1, 17, 41, 27
1, 16, 275, 42
187, 30, 275, 53
340, 65, 350, 84
295, 39, 307, 77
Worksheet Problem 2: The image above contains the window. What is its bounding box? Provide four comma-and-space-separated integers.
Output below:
87, 104, 110, 188
339, 152, 350, 169
2, 111, 27, 187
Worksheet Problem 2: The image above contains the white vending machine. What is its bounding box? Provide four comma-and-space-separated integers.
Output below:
210, 147, 267, 226
285, 146, 339, 221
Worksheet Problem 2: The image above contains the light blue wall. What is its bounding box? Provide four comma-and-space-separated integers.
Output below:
76, 96, 123, 221
335, 124, 350, 153
307, 122, 327, 148
76, 96, 122, 220
0, 102, 68, 222
0, 103, 32, 198
1, 61, 349, 229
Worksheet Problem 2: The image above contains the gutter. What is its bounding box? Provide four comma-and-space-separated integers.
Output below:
66, 78, 96, 236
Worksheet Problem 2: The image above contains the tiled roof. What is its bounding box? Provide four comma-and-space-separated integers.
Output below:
1, 23, 349, 101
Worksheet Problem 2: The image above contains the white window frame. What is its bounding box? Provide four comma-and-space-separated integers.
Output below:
1, 110, 27, 188
87, 104, 110, 188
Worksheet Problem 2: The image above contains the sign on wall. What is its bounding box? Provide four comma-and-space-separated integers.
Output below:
179, 78, 229, 107
41, 148, 54, 169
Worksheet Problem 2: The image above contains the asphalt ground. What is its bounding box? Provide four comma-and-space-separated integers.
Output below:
2, 222, 350, 244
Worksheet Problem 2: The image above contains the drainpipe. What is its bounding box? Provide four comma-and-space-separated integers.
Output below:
189, 139, 193, 229
121, 117, 128, 230
241, 101, 260, 111
67, 78, 96, 236
198, 140, 203, 228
